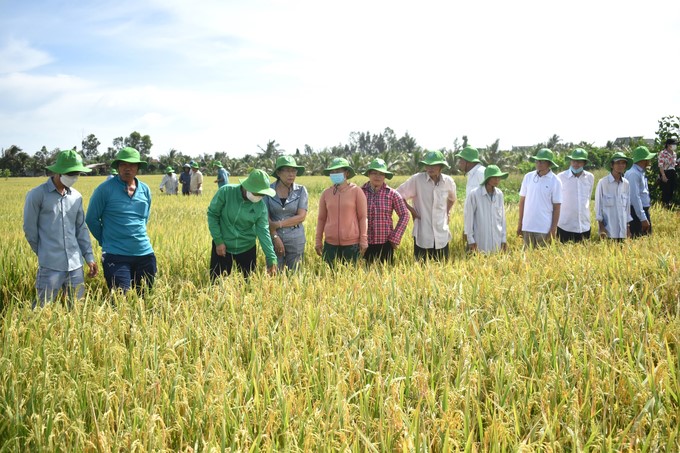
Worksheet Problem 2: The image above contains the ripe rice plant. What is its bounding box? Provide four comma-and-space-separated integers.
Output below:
0, 174, 678, 451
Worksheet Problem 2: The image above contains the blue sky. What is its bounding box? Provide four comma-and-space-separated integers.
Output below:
1, 0, 679, 158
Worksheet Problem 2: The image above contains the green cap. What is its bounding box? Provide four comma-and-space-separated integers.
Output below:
240, 169, 276, 197
271, 155, 305, 177
213, 161, 224, 168
480, 165, 508, 185
529, 148, 558, 169
363, 158, 393, 179
419, 150, 450, 168
566, 148, 589, 162
455, 146, 481, 163
165, 166, 174, 173
610, 152, 633, 170
191, 162, 199, 169
110, 169, 118, 175
46, 149, 92, 174
631, 146, 656, 163
323, 157, 356, 178
111, 147, 148, 169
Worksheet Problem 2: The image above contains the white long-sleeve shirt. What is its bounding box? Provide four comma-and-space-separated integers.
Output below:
464, 186, 506, 253
159, 173, 179, 194
594, 174, 633, 239
465, 164, 486, 196
557, 170, 594, 233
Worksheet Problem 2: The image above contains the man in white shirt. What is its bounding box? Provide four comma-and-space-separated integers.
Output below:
397, 151, 457, 260
464, 165, 508, 253
159, 166, 179, 195
517, 148, 562, 248
455, 145, 486, 196
595, 152, 633, 240
190, 162, 203, 195
556, 148, 594, 242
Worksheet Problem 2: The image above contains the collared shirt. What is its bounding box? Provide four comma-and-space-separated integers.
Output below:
624, 164, 650, 220
595, 174, 633, 239
23, 177, 95, 271
658, 149, 676, 171
557, 169, 594, 233
190, 170, 203, 192
463, 185, 506, 253
465, 164, 486, 196
85, 176, 154, 256
159, 173, 179, 194
397, 172, 457, 249
519, 170, 562, 234
179, 171, 191, 192
361, 182, 409, 246
217, 168, 230, 187
264, 181, 309, 247
208, 184, 277, 266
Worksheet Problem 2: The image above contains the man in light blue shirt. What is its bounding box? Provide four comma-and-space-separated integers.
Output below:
23, 150, 98, 307
625, 146, 656, 237
214, 161, 229, 188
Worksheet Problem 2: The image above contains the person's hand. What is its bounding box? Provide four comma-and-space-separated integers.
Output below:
274, 237, 285, 256
468, 243, 478, 252
160, 188, 164, 192
662, 175, 668, 183
267, 264, 277, 276
359, 244, 368, 256
315, 245, 323, 257
216, 243, 227, 257
390, 241, 398, 249
410, 208, 420, 220
642, 220, 650, 232
517, 225, 523, 237
599, 228, 607, 239
549, 227, 557, 239
87, 261, 98, 277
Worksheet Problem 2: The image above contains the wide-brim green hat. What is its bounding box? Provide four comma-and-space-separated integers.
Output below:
631, 146, 657, 163
191, 162, 199, 169
419, 150, 450, 169
240, 169, 276, 197
165, 166, 174, 173
363, 158, 393, 179
46, 149, 92, 174
566, 148, 589, 162
610, 152, 633, 170
213, 161, 224, 168
480, 165, 508, 185
455, 146, 481, 163
111, 147, 148, 169
110, 169, 118, 175
271, 155, 305, 177
323, 157, 356, 178
529, 148, 558, 168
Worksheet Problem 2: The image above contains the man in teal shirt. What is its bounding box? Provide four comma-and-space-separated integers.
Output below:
207, 169, 278, 280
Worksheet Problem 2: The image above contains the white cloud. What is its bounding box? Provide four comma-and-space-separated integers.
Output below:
0, 38, 53, 74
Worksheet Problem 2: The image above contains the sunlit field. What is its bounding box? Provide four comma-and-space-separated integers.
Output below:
1, 173, 679, 451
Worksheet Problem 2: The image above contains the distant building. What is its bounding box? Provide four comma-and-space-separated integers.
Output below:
611, 137, 655, 148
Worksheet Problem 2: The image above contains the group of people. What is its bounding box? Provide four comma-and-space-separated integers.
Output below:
22, 138, 677, 306
158, 160, 230, 196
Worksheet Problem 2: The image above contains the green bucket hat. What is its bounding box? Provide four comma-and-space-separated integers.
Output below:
271, 155, 305, 177
419, 150, 450, 168
610, 152, 633, 170
240, 169, 276, 197
631, 146, 657, 163
165, 166, 174, 173
566, 148, 589, 162
191, 162, 199, 169
46, 149, 92, 174
213, 161, 224, 168
110, 169, 118, 175
529, 148, 558, 168
111, 147, 148, 169
363, 158, 394, 179
323, 157, 356, 178
455, 146, 481, 163
480, 165, 508, 185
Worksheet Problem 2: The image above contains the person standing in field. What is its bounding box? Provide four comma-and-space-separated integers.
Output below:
556, 148, 594, 242
315, 157, 368, 265
455, 145, 486, 196
657, 137, 677, 208
463, 165, 508, 253
214, 161, 230, 188
23, 149, 98, 307
159, 166, 179, 195
85, 147, 156, 293
207, 169, 278, 279
107, 169, 117, 180
190, 162, 203, 195
595, 152, 633, 240
397, 150, 457, 261
179, 163, 191, 196
361, 158, 409, 264
517, 148, 562, 247
625, 146, 656, 237
265, 156, 308, 271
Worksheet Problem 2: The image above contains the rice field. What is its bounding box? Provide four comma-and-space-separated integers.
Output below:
1, 174, 679, 452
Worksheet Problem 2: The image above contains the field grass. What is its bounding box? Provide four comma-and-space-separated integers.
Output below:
0, 173, 679, 451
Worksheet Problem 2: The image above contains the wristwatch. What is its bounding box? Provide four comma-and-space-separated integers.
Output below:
273, 234, 279, 239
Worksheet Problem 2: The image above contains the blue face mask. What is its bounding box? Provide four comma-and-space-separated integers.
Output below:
570, 166, 584, 174
329, 173, 346, 185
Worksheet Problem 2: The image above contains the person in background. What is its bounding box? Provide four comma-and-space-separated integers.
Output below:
23, 149, 98, 307
214, 161, 230, 188
455, 145, 486, 196
397, 151, 457, 261
595, 152, 633, 240
625, 146, 656, 237
361, 158, 409, 264
463, 165, 508, 253
265, 156, 308, 271
315, 157, 368, 265
556, 148, 594, 242
86, 147, 156, 293
207, 169, 278, 279
107, 168, 118, 180
658, 137, 677, 208
190, 162, 203, 195
179, 163, 192, 196
159, 166, 179, 195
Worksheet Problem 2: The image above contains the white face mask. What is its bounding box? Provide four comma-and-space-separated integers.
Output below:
60, 174, 79, 187
671, 145, 677, 152
246, 191, 263, 203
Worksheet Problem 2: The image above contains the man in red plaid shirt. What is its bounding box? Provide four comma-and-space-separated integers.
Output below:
361, 159, 410, 264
